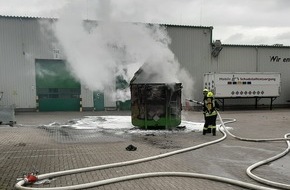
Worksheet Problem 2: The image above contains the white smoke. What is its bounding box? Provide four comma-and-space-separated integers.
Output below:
52, 0, 194, 102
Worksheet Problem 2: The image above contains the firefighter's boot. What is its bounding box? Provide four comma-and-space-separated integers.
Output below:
207, 128, 212, 133
212, 128, 216, 136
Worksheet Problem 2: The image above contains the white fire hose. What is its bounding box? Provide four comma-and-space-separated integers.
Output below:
15, 112, 290, 190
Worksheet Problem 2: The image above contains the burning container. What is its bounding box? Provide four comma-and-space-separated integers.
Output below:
130, 83, 182, 129
130, 68, 182, 129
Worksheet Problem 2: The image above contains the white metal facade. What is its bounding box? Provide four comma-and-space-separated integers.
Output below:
0, 17, 95, 110
0, 16, 289, 110
0, 16, 213, 110
216, 46, 290, 105
167, 26, 213, 102
0, 17, 51, 109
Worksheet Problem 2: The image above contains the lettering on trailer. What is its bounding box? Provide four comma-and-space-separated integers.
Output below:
219, 75, 276, 83
270, 56, 290, 63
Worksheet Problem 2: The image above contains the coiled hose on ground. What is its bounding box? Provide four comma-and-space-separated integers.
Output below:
15, 112, 290, 190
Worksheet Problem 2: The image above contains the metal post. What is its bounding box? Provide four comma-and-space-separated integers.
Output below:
144, 85, 147, 130
255, 98, 258, 109
165, 88, 168, 130
270, 97, 273, 110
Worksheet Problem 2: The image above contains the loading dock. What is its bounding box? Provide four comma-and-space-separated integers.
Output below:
35, 59, 81, 111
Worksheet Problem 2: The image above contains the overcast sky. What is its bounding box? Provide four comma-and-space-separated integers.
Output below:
0, 0, 290, 46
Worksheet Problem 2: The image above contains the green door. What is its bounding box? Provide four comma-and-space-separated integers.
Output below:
116, 75, 131, 111
35, 59, 81, 111
118, 100, 131, 110
93, 91, 104, 111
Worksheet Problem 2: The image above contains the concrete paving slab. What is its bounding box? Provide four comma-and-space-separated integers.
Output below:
0, 109, 289, 190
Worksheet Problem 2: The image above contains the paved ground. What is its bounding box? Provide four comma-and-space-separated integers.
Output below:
0, 109, 289, 190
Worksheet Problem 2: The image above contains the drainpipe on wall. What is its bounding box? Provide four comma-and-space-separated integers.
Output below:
255, 47, 259, 72
19, 18, 25, 56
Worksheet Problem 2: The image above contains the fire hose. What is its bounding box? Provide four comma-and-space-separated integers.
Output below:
15, 112, 290, 190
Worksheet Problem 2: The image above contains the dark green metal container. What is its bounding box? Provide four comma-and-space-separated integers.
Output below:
130, 83, 182, 129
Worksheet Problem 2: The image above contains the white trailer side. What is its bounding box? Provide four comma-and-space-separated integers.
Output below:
204, 72, 281, 109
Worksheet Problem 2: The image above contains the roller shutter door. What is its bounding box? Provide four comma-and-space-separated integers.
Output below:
35, 59, 81, 111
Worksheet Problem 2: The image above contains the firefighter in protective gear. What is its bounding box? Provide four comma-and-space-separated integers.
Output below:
202, 89, 218, 136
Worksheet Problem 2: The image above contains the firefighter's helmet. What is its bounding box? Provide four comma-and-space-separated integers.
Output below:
203, 89, 209, 96
207, 91, 214, 97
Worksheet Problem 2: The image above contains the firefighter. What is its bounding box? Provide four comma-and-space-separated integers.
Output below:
202, 89, 218, 136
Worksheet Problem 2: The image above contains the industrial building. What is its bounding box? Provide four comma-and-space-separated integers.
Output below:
0, 15, 290, 112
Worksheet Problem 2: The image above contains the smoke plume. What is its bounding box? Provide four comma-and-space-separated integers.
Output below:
52, 0, 194, 102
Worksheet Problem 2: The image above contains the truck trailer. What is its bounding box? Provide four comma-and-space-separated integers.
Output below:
203, 72, 281, 109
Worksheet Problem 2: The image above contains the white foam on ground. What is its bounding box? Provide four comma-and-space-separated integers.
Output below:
65, 116, 204, 132
43, 116, 232, 134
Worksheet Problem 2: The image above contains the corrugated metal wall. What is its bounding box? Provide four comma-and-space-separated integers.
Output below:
0, 17, 212, 110
216, 46, 290, 106
217, 46, 257, 72
1, 16, 289, 110
80, 85, 94, 110
0, 17, 55, 109
258, 47, 290, 105
0, 17, 97, 110
167, 26, 212, 101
